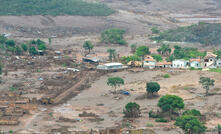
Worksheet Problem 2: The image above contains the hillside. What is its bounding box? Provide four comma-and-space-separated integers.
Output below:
152, 23, 221, 45
0, 0, 114, 16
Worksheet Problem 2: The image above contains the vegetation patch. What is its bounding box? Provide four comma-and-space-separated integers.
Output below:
151, 22, 221, 45
0, 0, 114, 16
210, 68, 221, 74
101, 28, 127, 45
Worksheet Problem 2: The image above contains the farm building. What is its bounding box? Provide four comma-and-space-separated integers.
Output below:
97, 63, 127, 70
204, 52, 217, 68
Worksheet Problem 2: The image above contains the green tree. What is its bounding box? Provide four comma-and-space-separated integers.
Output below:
21, 43, 28, 52
157, 95, 184, 116
166, 55, 174, 62
101, 28, 127, 45
121, 55, 140, 64
48, 37, 52, 45
38, 43, 47, 50
182, 109, 201, 117
146, 82, 160, 96
135, 46, 150, 59
199, 77, 215, 95
107, 77, 124, 92
29, 46, 38, 55
218, 124, 221, 134
0, 35, 7, 44
0, 63, 2, 75
123, 102, 141, 118
151, 54, 163, 62
107, 48, 117, 62
15, 46, 22, 55
130, 44, 137, 53
151, 27, 160, 34
83, 41, 94, 53
157, 44, 171, 56
175, 115, 206, 134
5, 40, 15, 47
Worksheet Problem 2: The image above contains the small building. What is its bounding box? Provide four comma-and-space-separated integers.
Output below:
97, 62, 127, 70
204, 52, 217, 68
190, 59, 201, 68
127, 61, 142, 68
143, 55, 156, 69
216, 59, 221, 68
83, 57, 100, 64
37, 50, 44, 56
156, 61, 172, 68
172, 59, 189, 68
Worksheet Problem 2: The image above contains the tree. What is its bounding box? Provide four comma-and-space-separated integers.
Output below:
182, 109, 201, 117
146, 82, 160, 96
0, 63, 2, 75
107, 48, 117, 62
157, 44, 171, 56
29, 46, 38, 55
5, 40, 15, 47
151, 54, 163, 62
199, 77, 215, 95
135, 46, 150, 59
157, 95, 184, 116
107, 77, 124, 92
166, 55, 174, 62
83, 41, 94, 53
48, 37, 52, 45
0, 35, 7, 44
175, 115, 206, 134
121, 55, 140, 64
101, 28, 127, 45
218, 124, 221, 134
123, 102, 141, 118
21, 43, 28, 52
130, 44, 137, 53
15, 46, 22, 55
38, 43, 47, 50
151, 27, 160, 34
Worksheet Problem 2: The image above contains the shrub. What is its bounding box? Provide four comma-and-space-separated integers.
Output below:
146, 122, 154, 127
29, 46, 38, 55
163, 74, 170, 78
149, 110, 161, 118
182, 109, 201, 117
155, 118, 168, 123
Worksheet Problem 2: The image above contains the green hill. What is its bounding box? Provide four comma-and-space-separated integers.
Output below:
0, 0, 114, 16
152, 23, 221, 45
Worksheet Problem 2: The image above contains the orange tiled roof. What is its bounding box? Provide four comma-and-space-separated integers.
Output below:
190, 59, 201, 62
156, 61, 172, 66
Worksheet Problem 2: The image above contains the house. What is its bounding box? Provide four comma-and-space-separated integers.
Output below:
189, 59, 201, 68
97, 62, 127, 70
172, 59, 189, 68
143, 56, 156, 69
83, 57, 100, 64
216, 59, 221, 68
203, 52, 217, 68
156, 61, 172, 68
127, 61, 142, 68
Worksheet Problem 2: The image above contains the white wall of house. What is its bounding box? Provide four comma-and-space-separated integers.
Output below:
190, 61, 201, 68
172, 60, 188, 68
143, 61, 156, 69
217, 59, 221, 67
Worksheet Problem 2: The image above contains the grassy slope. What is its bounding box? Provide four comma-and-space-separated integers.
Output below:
153, 23, 221, 45
0, 0, 114, 16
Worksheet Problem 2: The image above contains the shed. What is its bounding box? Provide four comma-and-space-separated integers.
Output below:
190, 59, 201, 68
97, 63, 126, 70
